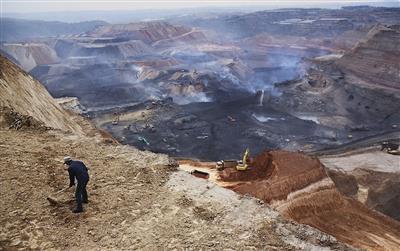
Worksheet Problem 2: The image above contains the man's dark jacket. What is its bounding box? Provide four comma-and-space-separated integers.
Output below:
68, 160, 89, 186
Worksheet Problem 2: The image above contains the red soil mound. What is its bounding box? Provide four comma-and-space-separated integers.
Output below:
218, 150, 400, 250
220, 151, 326, 202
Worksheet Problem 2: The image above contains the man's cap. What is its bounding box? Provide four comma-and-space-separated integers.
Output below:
63, 156, 72, 164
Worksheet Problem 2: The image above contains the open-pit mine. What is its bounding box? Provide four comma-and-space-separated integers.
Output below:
1, 4, 400, 251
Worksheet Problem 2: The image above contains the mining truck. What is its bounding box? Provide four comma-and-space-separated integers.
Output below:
216, 148, 251, 171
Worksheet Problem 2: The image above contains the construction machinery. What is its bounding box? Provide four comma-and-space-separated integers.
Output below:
216, 160, 238, 171
138, 136, 150, 146
236, 148, 250, 171
215, 148, 251, 171
381, 141, 400, 155
112, 112, 120, 125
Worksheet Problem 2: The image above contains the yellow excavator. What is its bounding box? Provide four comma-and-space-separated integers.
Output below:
236, 148, 250, 171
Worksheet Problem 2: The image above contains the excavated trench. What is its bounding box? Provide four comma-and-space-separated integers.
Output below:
328, 168, 400, 221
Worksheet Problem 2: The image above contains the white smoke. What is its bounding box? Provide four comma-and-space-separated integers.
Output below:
171, 92, 212, 105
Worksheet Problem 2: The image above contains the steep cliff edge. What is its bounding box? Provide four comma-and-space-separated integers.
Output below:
0, 43, 59, 71
86, 21, 205, 45
272, 24, 400, 130
337, 24, 400, 90
0, 54, 82, 134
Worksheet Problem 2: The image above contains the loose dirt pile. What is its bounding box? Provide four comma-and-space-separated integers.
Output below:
0, 106, 47, 131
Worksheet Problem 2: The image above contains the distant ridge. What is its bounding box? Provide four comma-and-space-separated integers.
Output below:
0, 18, 108, 42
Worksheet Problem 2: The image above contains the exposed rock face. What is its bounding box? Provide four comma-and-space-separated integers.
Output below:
87, 21, 199, 44
272, 24, 400, 131
218, 150, 400, 250
0, 54, 82, 134
223, 58, 254, 80
328, 168, 400, 221
53, 39, 151, 59
152, 30, 207, 47
0, 43, 59, 71
337, 25, 400, 90
56, 97, 86, 114
240, 33, 336, 54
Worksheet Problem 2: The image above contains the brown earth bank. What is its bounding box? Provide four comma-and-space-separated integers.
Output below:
214, 151, 400, 250
0, 55, 82, 134
328, 168, 400, 221
321, 149, 400, 222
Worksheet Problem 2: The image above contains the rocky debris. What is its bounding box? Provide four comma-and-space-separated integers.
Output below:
56, 97, 86, 114
167, 170, 354, 250
0, 54, 83, 134
0, 107, 47, 131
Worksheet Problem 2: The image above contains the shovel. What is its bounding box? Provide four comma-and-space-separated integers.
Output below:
46, 187, 72, 206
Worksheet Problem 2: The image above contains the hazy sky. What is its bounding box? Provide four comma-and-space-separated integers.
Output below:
1, 0, 397, 13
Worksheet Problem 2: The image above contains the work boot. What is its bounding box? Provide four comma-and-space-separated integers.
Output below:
73, 208, 83, 213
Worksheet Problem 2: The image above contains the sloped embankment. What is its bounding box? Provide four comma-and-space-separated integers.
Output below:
218, 151, 400, 250
0, 43, 59, 71
0, 54, 82, 134
337, 24, 400, 90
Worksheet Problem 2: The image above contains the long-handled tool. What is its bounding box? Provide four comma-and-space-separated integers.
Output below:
46, 187, 72, 206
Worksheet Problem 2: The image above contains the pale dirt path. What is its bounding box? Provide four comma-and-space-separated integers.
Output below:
321, 149, 400, 173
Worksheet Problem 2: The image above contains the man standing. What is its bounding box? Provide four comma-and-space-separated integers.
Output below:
64, 156, 90, 213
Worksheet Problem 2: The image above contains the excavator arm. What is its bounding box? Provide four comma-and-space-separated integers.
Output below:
236, 148, 250, 171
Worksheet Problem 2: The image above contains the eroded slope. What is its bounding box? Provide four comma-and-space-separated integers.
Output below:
212, 151, 400, 250
337, 24, 400, 90
0, 54, 82, 134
